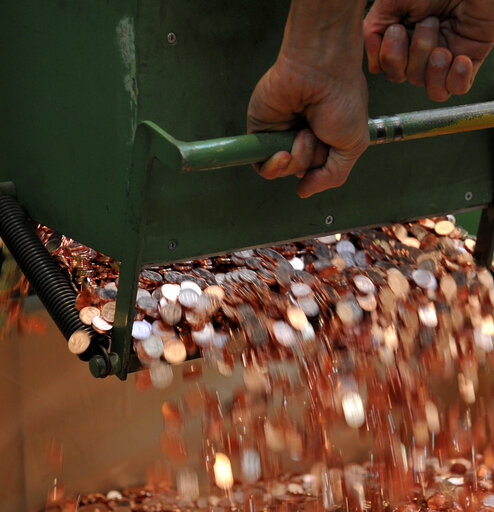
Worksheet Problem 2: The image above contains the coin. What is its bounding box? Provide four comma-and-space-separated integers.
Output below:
178, 288, 199, 309
289, 257, 305, 271
336, 240, 356, 255
387, 269, 410, 299
273, 321, 296, 347
435, 220, 455, 236
180, 280, 203, 295
356, 294, 377, 312
341, 391, 365, 429
440, 274, 457, 302
290, 282, 312, 299
141, 334, 164, 359
101, 301, 116, 323
163, 339, 187, 364
132, 320, 152, 340
160, 302, 182, 326
412, 269, 436, 289
79, 306, 100, 325
92, 315, 113, 333
149, 362, 174, 389
402, 237, 421, 249
286, 306, 308, 331
68, 330, 91, 354
336, 301, 355, 326
353, 275, 375, 295
191, 323, 215, 347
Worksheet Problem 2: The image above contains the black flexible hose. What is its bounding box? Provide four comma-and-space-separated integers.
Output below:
0, 194, 106, 360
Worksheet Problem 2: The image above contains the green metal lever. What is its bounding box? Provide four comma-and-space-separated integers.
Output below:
161, 101, 494, 172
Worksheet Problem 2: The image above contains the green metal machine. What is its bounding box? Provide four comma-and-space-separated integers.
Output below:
1, 1, 494, 379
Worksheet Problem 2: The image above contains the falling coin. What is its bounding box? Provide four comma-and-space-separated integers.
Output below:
67, 330, 91, 354
435, 220, 455, 236
387, 269, 410, 300
101, 301, 116, 323
163, 339, 187, 364
79, 306, 100, 326
92, 315, 113, 333
353, 275, 375, 295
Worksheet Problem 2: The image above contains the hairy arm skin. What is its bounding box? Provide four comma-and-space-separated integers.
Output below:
247, 0, 369, 198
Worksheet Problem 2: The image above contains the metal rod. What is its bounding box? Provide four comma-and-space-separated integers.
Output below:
179, 101, 494, 172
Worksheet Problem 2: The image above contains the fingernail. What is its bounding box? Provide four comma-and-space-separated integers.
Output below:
456, 60, 469, 74
419, 17, 438, 28
388, 25, 402, 38
304, 134, 315, 148
431, 51, 448, 67
278, 155, 290, 169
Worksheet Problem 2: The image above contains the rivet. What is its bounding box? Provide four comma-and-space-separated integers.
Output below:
167, 32, 177, 45
168, 240, 177, 251
465, 192, 473, 201
325, 215, 334, 226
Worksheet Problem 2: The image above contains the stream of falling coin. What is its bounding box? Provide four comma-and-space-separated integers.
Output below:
38, 217, 494, 512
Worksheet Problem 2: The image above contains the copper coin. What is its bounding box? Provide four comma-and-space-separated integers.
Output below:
101, 301, 116, 323
91, 315, 113, 333
435, 220, 455, 236
387, 269, 410, 299
68, 330, 91, 354
440, 274, 458, 302
79, 306, 100, 326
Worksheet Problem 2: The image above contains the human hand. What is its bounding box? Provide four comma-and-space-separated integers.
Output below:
247, 0, 369, 198
364, 0, 494, 101
247, 59, 369, 198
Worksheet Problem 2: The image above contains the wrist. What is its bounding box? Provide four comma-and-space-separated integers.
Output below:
280, 0, 366, 73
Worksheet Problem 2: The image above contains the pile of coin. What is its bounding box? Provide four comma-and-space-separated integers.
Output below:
38, 217, 494, 511
45, 454, 494, 511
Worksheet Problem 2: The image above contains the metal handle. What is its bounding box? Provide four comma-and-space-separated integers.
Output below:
178, 101, 494, 172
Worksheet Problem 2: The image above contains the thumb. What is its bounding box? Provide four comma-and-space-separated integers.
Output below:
296, 145, 364, 198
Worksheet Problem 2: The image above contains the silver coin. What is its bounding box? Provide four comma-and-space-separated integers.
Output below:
298, 296, 320, 317
412, 269, 435, 289
353, 275, 375, 295
178, 288, 199, 308
149, 362, 174, 389
132, 320, 152, 340
289, 257, 305, 271
180, 280, 203, 296
161, 283, 181, 302
233, 249, 254, 259
336, 240, 356, 255
290, 282, 312, 299
273, 321, 296, 347
141, 334, 164, 359
136, 288, 151, 299
191, 323, 215, 347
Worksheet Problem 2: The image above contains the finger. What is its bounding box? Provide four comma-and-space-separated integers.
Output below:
256, 151, 291, 180
379, 25, 409, 83
278, 129, 317, 178
363, 1, 403, 75
426, 48, 453, 102
407, 17, 440, 87
297, 147, 359, 198
364, 32, 383, 74
446, 56, 474, 95
294, 141, 329, 178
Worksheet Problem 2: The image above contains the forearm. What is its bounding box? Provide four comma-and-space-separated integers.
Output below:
280, 0, 367, 72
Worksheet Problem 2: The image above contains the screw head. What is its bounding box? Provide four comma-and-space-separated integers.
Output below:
325, 215, 334, 226
167, 32, 177, 45
168, 239, 177, 251
465, 191, 473, 201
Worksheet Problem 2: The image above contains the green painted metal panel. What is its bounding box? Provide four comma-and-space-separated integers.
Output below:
0, 1, 137, 257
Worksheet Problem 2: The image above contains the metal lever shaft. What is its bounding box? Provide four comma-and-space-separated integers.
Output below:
177, 101, 494, 172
